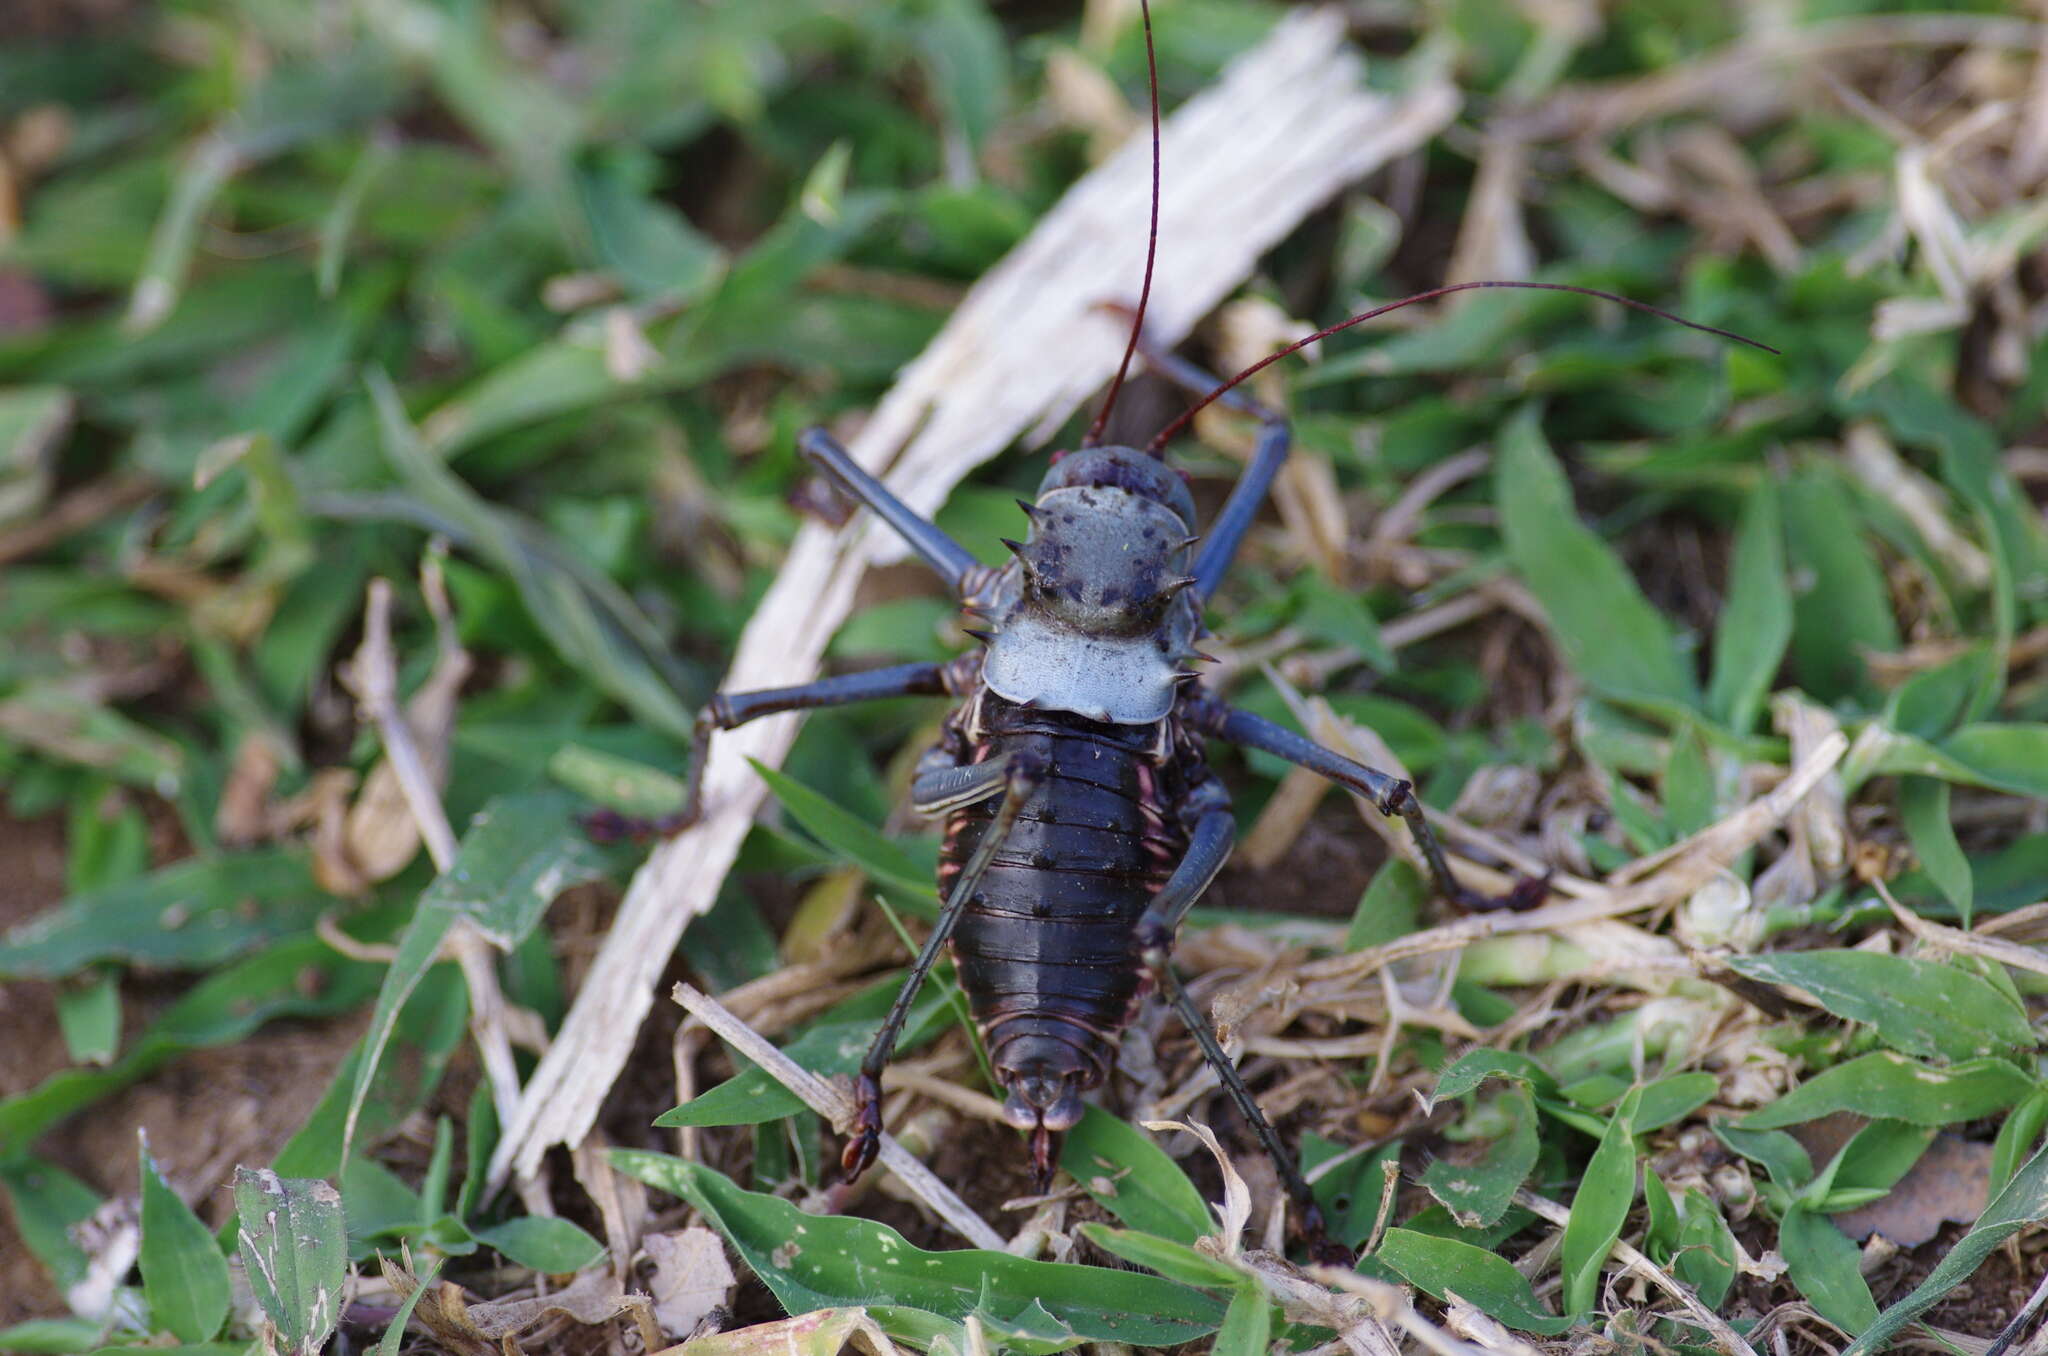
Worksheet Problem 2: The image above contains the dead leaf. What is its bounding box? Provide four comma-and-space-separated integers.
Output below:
651, 1307, 901, 1356
1834, 1133, 1992, 1248
643, 1227, 736, 1339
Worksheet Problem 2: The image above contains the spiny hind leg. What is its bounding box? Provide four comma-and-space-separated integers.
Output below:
842, 748, 1046, 1180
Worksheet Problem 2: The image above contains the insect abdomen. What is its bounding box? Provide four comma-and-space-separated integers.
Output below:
942, 713, 1181, 1068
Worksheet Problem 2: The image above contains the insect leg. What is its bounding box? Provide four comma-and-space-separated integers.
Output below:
585, 660, 958, 841
1133, 783, 1235, 959
1149, 960, 1349, 1265
798, 427, 982, 595
909, 754, 1015, 816
843, 748, 1046, 1179
1186, 695, 1545, 912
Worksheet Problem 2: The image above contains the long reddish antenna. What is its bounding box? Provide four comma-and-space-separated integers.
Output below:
1081, 0, 1161, 449
1146, 280, 1780, 452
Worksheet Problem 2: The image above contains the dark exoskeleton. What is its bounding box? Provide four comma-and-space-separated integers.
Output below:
604, 361, 1540, 1257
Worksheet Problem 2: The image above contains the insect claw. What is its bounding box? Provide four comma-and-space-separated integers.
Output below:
963, 628, 996, 645
999, 537, 1027, 556
1180, 535, 1201, 549
1160, 575, 1198, 598
1015, 498, 1041, 519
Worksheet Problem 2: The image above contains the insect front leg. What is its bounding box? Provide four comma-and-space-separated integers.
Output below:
842, 747, 1047, 1180
797, 428, 986, 597
585, 659, 968, 841
1186, 694, 1548, 913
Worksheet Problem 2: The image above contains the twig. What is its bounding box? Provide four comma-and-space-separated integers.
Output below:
1514, 1189, 1761, 1356
1874, 880, 2048, 980
0, 471, 153, 567
671, 983, 1005, 1251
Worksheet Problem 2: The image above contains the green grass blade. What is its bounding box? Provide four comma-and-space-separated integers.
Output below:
1496, 405, 1697, 709
1559, 1083, 1640, 1315
1704, 476, 1791, 732
1725, 952, 2032, 1061
139, 1137, 231, 1343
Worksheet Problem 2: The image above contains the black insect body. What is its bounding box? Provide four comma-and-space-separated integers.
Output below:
609, 409, 1534, 1258
597, 2, 1776, 1259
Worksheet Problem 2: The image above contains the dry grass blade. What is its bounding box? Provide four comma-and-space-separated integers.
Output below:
486, 7, 1461, 1193
668, 983, 1004, 1251
1297, 731, 1848, 996
343, 575, 526, 1170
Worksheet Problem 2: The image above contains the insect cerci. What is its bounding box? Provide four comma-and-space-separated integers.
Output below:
594, 0, 1774, 1260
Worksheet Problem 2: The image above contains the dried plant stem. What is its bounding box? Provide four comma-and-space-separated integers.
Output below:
670, 983, 1005, 1251
347, 577, 526, 1178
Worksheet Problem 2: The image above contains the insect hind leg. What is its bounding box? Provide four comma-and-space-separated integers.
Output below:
842, 747, 1046, 1180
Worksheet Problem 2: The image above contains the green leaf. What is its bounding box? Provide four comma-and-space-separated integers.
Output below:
1780, 464, 1898, 704
1213, 1284, 1272, 1356
1422, 1081, 1537, 1229
1346, 858, 1425, 951
612, 1152, 1224, 1348
1302, 1136, 1402, 1251
368, 371, 699, 740
1724, 952, 2032, 1060
0, 849, 327, 979
1560, 1084, 1640, 1314
139, 1138, 231, 1343
0, 1158, 101, 1293
1844, 1140, 2048, 1354
1899, 777, 1973, 924
752, 761, 938, 915
1940, 723, 2048, 798
1714, 1124, 1813, 1190
412, 790, 614, 948
1705, 476, 1791, 732
1989, 1089, 2048, 1197
1373, 1229, 1571, 1336
1634, 1072, 1718, 1133
656, 980, 955, 1128
1060, 1106, 1213, 1245
55, 971, 119, 1066
1432, 1049, 1558, 1101
234, 1169, 347, 1356
1079, 1225, 1246, 1291
1740, 1054, 2035, 1130
346, 791, 612, 1158
471, 1216, 606, 1273
547, 745, 685, 817
1293, 574, 1394, 673
1496, 405, 1696, 708
1674, 1189, 1737, 1310
0, 936, 382, 1155
1780, 1205, 1876, 1335
0, 1318, 100, 1355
